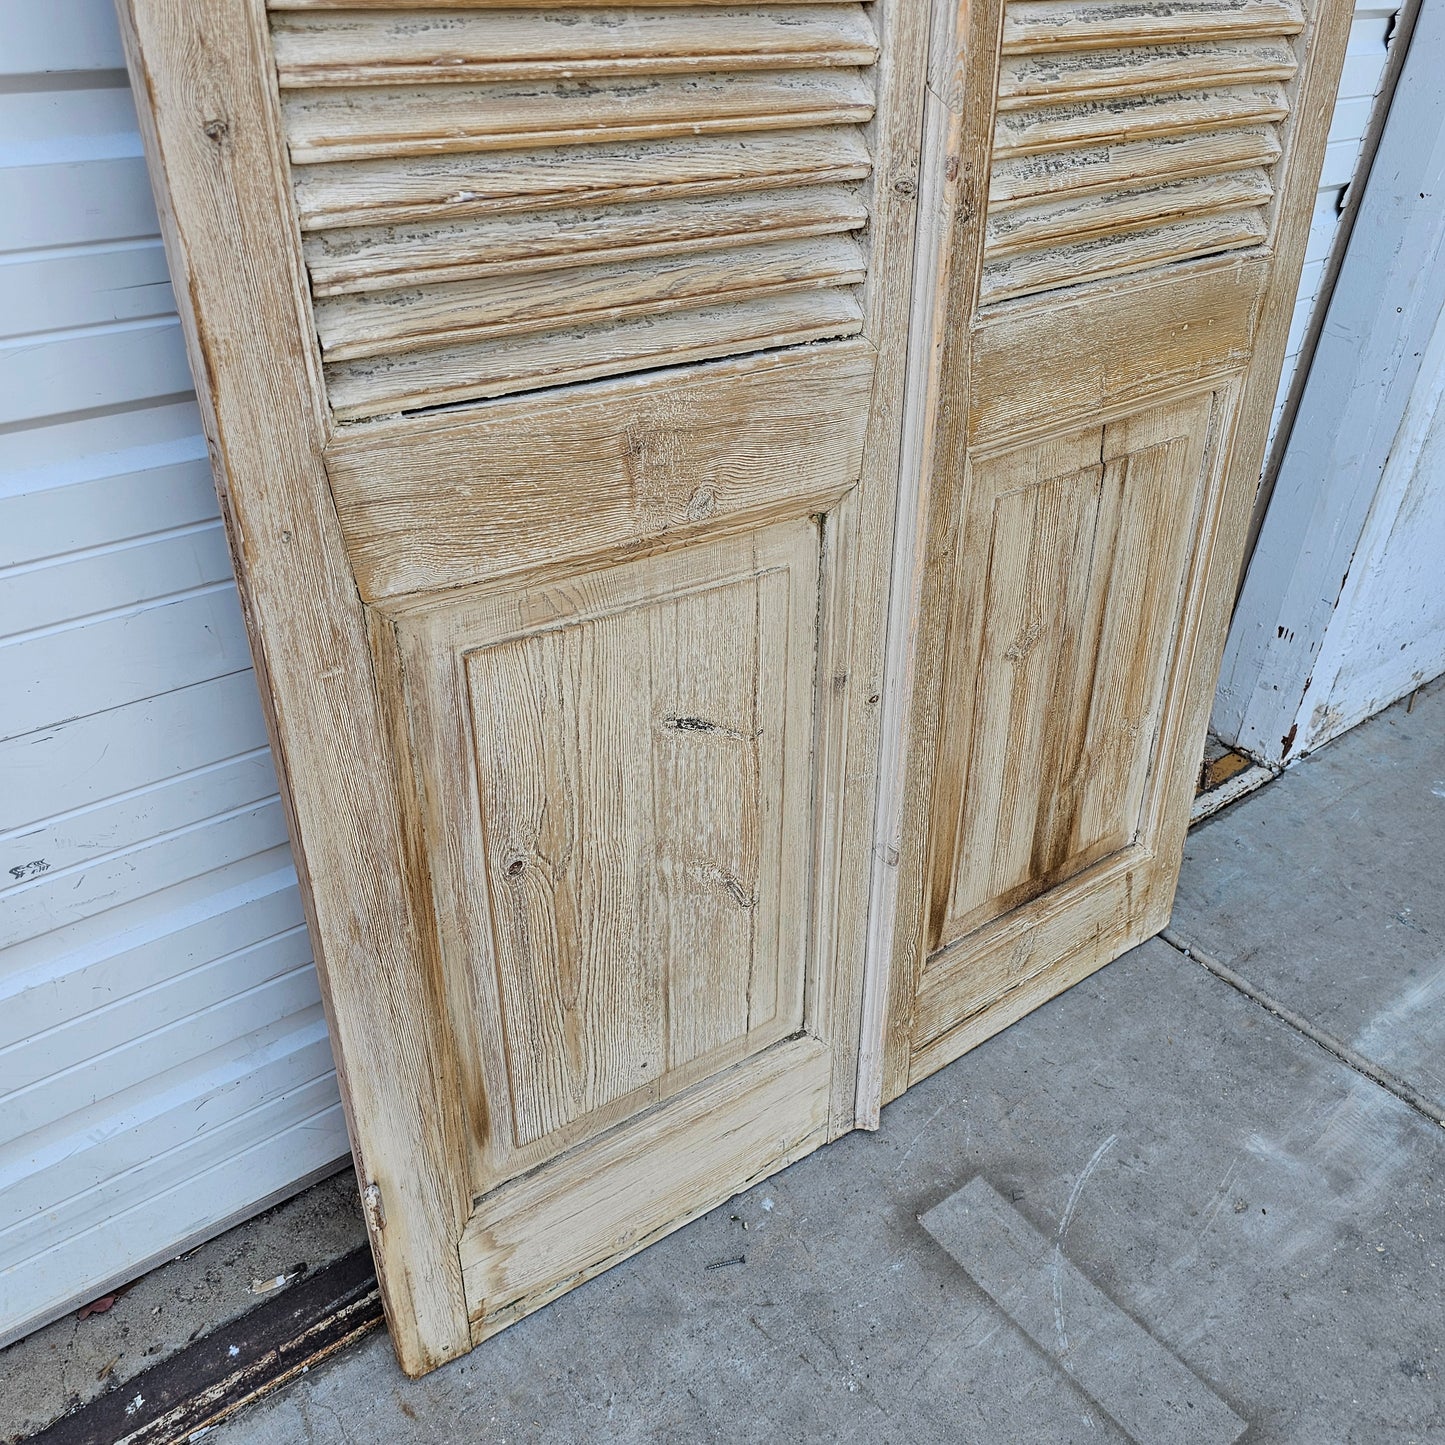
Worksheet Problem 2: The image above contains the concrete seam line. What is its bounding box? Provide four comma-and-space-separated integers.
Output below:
1159, 927, 1445, 1130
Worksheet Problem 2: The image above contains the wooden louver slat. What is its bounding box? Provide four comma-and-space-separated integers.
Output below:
980, 0, 1302, 304
290, 129, 873, 230
313, 236, 868, 360
268, 4, 879, 419
303, 185, 868, 294
1000, 0, 1305, 53
323, 289, 865, 419
270, 6, 879, 85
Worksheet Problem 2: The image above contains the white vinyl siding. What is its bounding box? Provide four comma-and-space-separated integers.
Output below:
0, 0, 348, 1347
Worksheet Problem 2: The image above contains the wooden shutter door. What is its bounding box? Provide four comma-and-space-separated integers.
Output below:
871, 0, 1353, 1103
118, 0, 926, 1374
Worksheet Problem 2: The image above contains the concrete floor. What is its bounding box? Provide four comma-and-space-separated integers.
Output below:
197, 680, 1444, 1444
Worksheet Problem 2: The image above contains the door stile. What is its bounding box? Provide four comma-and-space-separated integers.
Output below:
866, 0, 1001, 1110
115, 0, 475, 1374
807, 0, 932, 1137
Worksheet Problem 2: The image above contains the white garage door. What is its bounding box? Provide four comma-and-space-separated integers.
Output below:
0, 0, 348, 1347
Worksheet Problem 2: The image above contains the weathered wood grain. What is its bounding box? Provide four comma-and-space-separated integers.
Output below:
379, 524, 819, 1196
988, 126, 1280, 208
123, 0, 931, 1371
312, 235, 866, 359
1001, 0, 1305, 53
292, 130, 872, 230
981, 209, 1267, 301
460, 1034, 831, 1337
968, 259, 1260, 438
323, 288, 864, 417
997, 37, 1297, 108
992, 83, 1289, 158
303, 183, 866, 292
275, 0, 848, 8
861, 0, 1353, 1114
985, 167, 1272, 255
282, 70, 875, 163
271, 6, 878, 86
932, 395, 1213, 944
326, 343, 874, 600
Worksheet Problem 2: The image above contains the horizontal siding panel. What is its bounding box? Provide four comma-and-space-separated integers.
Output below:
0, 1018, 339, 1245
1, 672, 270, 830
0, 0, 125, 77
0, 587, 253, 742
0, 1099, 348, 1350
0, 522, 233, 638
0, 86, 141, 169
0, 157, 159, 250
0, 848, 303, 1049
0, 402, 204, 499
1, 750, 279, 903
1, 923, 311, 1105
0, 453, 216, 566
0, 243, 176, 340
4, 957, 319, 1144
1, 798, 292, 949
0, 319, 195, 427
0, 0, 346, 1348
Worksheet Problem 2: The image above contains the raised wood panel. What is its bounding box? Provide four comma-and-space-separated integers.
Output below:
266, 4, 880, 418
977, 0, 1310, 305
929, 393, 1214, 947
326, 343, 873, 601
381, 521, 820, 1193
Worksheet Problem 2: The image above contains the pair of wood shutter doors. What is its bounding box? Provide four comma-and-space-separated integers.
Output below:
119, 0, 1351, 1374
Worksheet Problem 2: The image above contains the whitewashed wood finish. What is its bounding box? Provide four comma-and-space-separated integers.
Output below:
867, 0, 1353, 1108
0, 0, 344, 1351
384, 523, 819, 1196
324, 343, 874, 599
119, 0, 929, 1374
269, 2, 882, 416
270, 6, 878, 83
976, 0, 1309, 304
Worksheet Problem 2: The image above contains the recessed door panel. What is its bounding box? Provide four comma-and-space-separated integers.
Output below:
380, 524, 818, 1196
931, 394, 1213, 947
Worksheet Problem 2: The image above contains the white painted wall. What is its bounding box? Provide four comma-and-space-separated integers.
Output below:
1213, 0, 1445, 764
0, 0, 348, 1347
1290, 302, 1445, 750
1270, 0, 1402, 437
